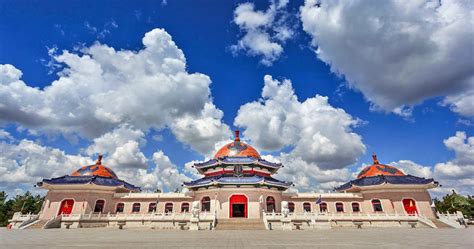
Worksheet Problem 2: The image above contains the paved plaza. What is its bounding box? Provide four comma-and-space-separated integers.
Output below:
1, 228, 473, 249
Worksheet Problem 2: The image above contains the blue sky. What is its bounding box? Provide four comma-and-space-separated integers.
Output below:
0, 0, 472, 196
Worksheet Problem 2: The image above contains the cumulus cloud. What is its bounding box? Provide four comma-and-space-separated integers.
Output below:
263, 154, 352, 192
231, 0, 294, 65
388, 132, 474, 196
0, 28, 230, 156
300, 0, 474, 116
0, 131, 189, 195
0, 139, 91, 195
235, 75, 366, 169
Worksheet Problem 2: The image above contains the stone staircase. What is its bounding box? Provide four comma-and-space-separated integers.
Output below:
215, 218, 266, 230
25, 219, 49, 229
430, 218, 454, 229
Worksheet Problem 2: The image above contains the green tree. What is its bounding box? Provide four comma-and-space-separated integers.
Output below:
434, 190, 473, 218
0, 191, 45, 227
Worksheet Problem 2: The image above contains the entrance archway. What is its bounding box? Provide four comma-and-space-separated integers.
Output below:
229, 195, 248, 218
402, 199, 418, 215
58, 199, 74, 215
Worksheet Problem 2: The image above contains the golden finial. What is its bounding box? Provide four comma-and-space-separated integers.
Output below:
96, 154, 103, 165
234, 130, 240, 142
372, 153, 379, 164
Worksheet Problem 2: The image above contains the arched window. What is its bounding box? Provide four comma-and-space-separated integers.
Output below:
288, 202, 295, 213
181, 203, 190, 213
132, 203, 141, 213
148, 203, 157, 213
94, 200, 105, 213
351, 202, 360, 212
266, 196, 275, 212
335, 202, 344, 212
403, 199, 418, 215
319, 202, 327, 212
303, 202, 311, 212
201, 196, 211, 212
116, 203, 124, 213
165, 203, 173, 213
372, 199, 383, 212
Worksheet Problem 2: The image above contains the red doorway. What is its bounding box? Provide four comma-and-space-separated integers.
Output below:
229, 195, 248, 218
58, 199, 74, 215
402, 199, 418, 215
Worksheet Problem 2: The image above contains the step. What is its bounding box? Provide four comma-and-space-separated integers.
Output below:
430, 218, 454, 229
25, 219, 49, 229
215, 219, 265, 230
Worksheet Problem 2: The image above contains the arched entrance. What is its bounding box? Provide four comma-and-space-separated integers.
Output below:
402, 198, 418, 215
58, 199, 74, 215
229, 195, 247, 218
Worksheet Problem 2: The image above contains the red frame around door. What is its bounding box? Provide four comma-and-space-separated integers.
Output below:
58, 199, 74, 215
402, 199, 418, 215
229, 195, 248, 218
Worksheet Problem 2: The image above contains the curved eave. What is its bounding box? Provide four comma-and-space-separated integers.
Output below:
193, 156, 283, 173
183, 177, 291, 189
335, 175, 439, 192
37, 175, 141, 192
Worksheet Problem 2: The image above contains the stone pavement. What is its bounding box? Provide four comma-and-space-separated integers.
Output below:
1, 227, 473, 249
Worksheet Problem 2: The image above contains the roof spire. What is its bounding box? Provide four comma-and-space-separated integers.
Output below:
372, 153, 379, 164
96, 154, 103, 165
234, 130, 240, 142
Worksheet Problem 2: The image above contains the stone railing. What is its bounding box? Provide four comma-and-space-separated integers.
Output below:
436, 211, 466, 228
59, 211, 216, 230
8, 212, 39, 229
263, 211, 434, 230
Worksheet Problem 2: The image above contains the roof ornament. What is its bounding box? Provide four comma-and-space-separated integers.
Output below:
96, 154, 103, 165
234, 130, 240, 142
372, 153, 379, 164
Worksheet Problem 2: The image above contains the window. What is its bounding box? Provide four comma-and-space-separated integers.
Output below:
148, 203, 157, 213
181, 203, 190, 212
303, 202, 311, 212
116, 203, 124, 213
94, 200, 105, 213
372, 199, 383, 212
165, 203, 173, 213
335, 202, 344, 212
351, 202, 360, 212
132, 203, 141, 213
319, 202, 327, 212
266, 196, 275, 212
201, 196, 211, 212
288, 202, 295, 213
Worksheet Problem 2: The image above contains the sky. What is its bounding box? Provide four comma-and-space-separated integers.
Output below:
0, 0, 473, 198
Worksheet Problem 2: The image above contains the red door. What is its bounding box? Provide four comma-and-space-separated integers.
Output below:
229, 195, 247, 218
58, 199, 74, 215
402, 199, 417, 215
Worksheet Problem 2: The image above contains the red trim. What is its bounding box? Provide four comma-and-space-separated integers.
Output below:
204, 170, 271, 177
229, 195, 248, 218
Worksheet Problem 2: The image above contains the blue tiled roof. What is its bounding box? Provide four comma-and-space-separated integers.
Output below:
183, 175, 291, 188
335, 175, 438, 191
38, 175, 141, 192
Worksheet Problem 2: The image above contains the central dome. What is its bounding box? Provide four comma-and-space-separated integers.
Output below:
214, 131, 261, 159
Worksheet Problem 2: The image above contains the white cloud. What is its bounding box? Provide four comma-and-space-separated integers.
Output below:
0, 139, 91, 195
231, 0, 294, 65
235, 75, 366, 169
0, 28, 230, 156
391, 160, 433, 178
300, 0, 474, 116
263, 154, 352, 192
389, 131, 474, 197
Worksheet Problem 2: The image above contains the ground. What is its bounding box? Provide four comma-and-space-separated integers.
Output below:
1, 228, 473, 249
